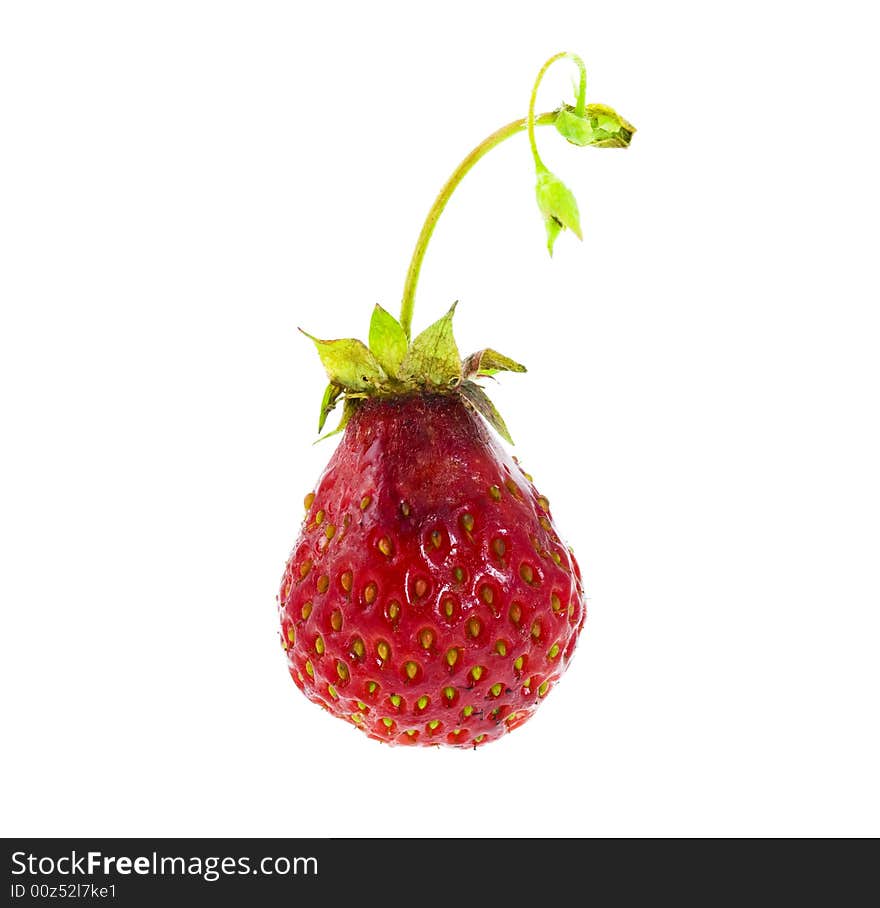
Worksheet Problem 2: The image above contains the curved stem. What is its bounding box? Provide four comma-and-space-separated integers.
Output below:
528, 52, 567, 171
528, 52, 587, 169
572, 53, 587, 116
399, 111, 557, 339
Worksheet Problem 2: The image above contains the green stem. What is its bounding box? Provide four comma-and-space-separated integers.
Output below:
572, 54, 587, 116
527, 53, 567, 171
398, 111, 557, 340
528, 52, 587, 170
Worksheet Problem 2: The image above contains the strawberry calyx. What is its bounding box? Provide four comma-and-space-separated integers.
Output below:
302, 302, 526, 443
554, 102, 635, 149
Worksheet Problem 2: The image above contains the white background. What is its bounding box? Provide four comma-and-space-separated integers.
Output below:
1, 1, 878, 838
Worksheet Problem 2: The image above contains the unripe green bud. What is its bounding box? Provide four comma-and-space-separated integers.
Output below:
555, 103, 635, 148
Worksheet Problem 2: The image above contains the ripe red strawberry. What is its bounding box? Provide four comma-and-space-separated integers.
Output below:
279, 394, 585, 747
277, 52, 632, 746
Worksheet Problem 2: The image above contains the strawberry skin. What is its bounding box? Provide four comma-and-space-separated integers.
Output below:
278, 394, 586, 747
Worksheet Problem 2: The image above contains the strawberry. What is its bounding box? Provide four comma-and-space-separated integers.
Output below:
278, 52, 633, 747
279, 392, 585, 747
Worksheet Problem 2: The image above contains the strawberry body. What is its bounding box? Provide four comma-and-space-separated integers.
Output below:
278, 394, 586, 747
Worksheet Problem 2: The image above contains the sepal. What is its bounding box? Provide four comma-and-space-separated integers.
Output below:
314, 398, 358, 443
462, 348, 526, 378
300, 330, 387, 391
555, 103, 635, 148
368, 304, 408, 378
459, 380, 515, 444
318, 383, 343, 432
399, 303, 462, 389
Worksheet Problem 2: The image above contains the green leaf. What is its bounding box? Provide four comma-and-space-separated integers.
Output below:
318, 383, 343, 432
314, 398, 357, 443
399, 302, 462, 388
462, 348, 527, 378
300, 330, 387, 391
459, 380, 514, 444
555, 103, 635, 148
555, 107, 594, 146
368, 304, 408, 377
